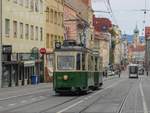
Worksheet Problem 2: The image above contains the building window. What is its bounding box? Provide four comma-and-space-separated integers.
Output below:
35, 26, 38, 40
61, 13, 64, 27
46, 7, 49, 22
51, 34, 53, 48
14, 0, 17, 3
40, 27, 43, 41
58, 12, 60, 25
5, 19, 10, 37
19, 0, 23, 6
13, 21, 17, 38
55, 35, 57, 41
50, 9, 53, 23
35, 0, 39, 12
25, 0, 29, 8
40, 0, 43, 13
54, 11, 57, 24
46, 34, 50, 48
30, 25, 34, 40
20, 22, 23, 39
25, 24, 29, 39
30, 0, 34, 11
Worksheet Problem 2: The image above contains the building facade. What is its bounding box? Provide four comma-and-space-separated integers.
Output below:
44, 0, 64, 82
93, 16, 111, 68
1, 0, 44, 87
64, 0, 93, 48
94, 31, 110, 68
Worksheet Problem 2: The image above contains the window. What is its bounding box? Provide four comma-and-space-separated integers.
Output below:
25, 24, 29, 39
35, 26, 38, 40
57, 56, 75, 70
30, 0, 34, 11
54, 11, 57, 24
13, 21, 17, 38
35, 0, 39, 12
46, 7, 49, 22
25, 0, 29, 8
40, 27, 43, 41
58, 12, 60, 25
20, 22, 23, 38
5, 19, 10, 36
61, 13, 64, 27
40, 0, 43, 13
14, 0, 17, 3
46, 34, 50, 48
19, 0, 23, 6
76, 53, 81, 70
51, 34, 54, 48
30, 25, 34, 40
50, 9, 53, 23
82, 54, 86, 70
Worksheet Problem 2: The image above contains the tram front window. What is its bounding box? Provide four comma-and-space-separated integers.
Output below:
130, 66, 138, 74
57, 56, 74, 70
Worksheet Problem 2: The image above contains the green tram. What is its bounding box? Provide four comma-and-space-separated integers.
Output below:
53, 41, 103, 94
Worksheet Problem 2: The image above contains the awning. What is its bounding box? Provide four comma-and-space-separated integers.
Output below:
24, 61, 35, 67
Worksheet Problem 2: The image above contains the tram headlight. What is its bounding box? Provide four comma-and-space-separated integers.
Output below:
63, 75, 68, 80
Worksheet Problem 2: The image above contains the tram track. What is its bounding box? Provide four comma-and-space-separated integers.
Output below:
77, 80, 136, 113
1, 94, 81, 113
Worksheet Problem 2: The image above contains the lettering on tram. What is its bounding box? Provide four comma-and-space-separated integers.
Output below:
53, 40, 103, 94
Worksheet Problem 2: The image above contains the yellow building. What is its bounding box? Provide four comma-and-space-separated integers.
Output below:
2, 0, 44, 87
44, 0, 64, 82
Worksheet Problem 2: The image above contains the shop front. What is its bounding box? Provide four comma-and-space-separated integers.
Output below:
2, 46, 42, 87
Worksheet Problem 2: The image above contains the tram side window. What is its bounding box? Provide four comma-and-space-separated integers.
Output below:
82, 54, 85, 70
95, 57, 98, 71
76, 53, 81, 70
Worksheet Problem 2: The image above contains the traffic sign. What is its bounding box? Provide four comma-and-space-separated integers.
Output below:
40, 48, 46, 54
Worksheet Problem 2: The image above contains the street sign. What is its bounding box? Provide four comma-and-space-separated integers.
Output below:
40, 48, 46, 54
145, 27, 150, 38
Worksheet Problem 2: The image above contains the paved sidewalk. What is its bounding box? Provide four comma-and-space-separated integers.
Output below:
0, 83, 52, 99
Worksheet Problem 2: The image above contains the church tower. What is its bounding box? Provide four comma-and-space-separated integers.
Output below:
133, 24, 140, 44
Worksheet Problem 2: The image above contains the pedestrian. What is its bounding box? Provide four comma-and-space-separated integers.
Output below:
118, 66, 121, 78
147, 71, 148, 76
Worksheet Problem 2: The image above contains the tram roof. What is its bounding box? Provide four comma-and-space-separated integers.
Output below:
55, 46, 98, 54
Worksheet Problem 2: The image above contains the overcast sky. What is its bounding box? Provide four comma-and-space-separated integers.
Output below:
92, 0, 150, 35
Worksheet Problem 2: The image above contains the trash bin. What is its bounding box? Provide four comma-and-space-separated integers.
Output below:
31, 75, 39, 84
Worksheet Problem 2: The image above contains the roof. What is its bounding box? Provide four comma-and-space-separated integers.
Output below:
128, 44, 145, 52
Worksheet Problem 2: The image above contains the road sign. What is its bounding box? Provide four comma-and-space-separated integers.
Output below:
40, 48, 46, 54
